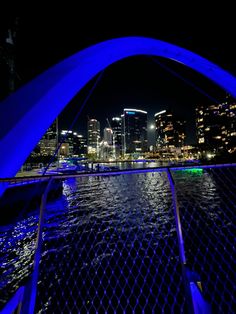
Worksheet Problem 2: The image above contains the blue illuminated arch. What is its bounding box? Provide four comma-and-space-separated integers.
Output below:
1, 36, 236, 181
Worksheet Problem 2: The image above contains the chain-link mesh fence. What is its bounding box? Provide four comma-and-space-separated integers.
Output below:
173, 166, 236, 313
0, 165, 235, 313
36, 171, 187, 313
0, 178, 62, 311
0, 202, 38, 309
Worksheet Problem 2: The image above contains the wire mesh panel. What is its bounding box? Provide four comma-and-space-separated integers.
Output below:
0, 179, 63, 311
173, 166, 236, 313
0, 209, 38, 310
36, 171, 187, 313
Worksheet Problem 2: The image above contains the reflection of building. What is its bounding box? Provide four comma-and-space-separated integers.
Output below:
195, 95, 236, 152
87, 119, 100, 155
155, 110, 186, 148
122, 108, 148, 154
39, 120, 57, 155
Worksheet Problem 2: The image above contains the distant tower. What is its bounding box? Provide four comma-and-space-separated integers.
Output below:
103, 128, 113, 145
122, 108, 148, 155
87, 119, 100, 156
196, 95, 236, 152
155, 110, 174, 148
111, 117, 122, 157
154, 110, 186, 148
39, 120, 57, 156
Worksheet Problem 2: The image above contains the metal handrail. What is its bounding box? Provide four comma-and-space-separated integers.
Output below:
1, 163, 231, 313
0, 162, 235, 184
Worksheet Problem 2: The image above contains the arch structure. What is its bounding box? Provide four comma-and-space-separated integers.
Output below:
1, 36, 236, 181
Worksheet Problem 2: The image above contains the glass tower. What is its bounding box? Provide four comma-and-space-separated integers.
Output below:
122, 109, 148, 155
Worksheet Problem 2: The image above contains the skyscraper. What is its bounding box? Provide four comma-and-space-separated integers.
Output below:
196, 95, 236, 153
60, 130, 87, 156
111, 117, 122, 157
195, 104, 223, 150
154, 110, 186, 148
39, 120, 57, 156
87, 119, 100, 155
103, 128, 113, 145
122, 108, 148, 155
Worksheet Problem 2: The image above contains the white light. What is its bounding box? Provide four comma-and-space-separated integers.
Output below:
112, 117, 121, 121
124, 108, 147, 114
149, 124, 155, 130
207, 153, 213, 159
154, 110, 166, 117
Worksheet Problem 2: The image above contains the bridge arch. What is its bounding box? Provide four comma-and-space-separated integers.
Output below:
1, 36, 236, 179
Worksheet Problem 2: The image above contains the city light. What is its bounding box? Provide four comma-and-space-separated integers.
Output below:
1, 36, 236, 184
149, 124, 155, 130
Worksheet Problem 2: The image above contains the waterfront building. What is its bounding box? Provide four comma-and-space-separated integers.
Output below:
76, 134, 87, 156
39, 120, 57, 156
103, 128, 113, 145
122, 108, 148, 155
195, 95, 236, 153
60, 130, 87, 157
154, 110, 186, 149
87, 119, 100, 156
111, 117, 122, 158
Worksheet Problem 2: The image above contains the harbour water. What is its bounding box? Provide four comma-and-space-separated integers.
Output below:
0, 166, 235, 312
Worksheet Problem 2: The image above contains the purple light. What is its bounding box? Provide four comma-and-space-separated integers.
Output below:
1, 36, 236, 195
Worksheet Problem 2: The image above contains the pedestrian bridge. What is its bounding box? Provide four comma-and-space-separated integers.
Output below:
0, 164, 235, 313
1, 36, 236, 182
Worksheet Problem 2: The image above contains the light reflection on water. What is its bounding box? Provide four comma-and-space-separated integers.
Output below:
0, 168, 232, 312
36, 172, 180, 312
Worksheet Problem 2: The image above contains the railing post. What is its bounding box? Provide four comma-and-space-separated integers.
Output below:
166, 168, 194, 314
20, 177, 53, 314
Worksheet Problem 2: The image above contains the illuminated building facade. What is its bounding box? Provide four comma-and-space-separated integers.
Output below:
196, 95, 236, 152
60, 130, 87, 157
122, 109, 148, 154
111, 117, 122, 157
39, 120, 57, 156
87, 119, 100, 155
154, 110, 186, 148
103, 128, 113, 145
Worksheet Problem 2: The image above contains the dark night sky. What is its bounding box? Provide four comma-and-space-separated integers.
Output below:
1, 6, 236, 145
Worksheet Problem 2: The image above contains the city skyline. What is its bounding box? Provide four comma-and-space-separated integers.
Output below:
1, 11, 236, 146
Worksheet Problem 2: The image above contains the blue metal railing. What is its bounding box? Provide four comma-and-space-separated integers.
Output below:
1, 163, 235, 313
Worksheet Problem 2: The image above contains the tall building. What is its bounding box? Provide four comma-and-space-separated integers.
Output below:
87, 119, 100, 155
76, 134, 87, 156
196, 96, 236, 153
154, 110, 186, 148
175, 119, 186, 147
103, 128, 113, 145
60, 130, 87, 157
195, 104, 223, 150
122, 108, 148, 154
39, 120, 57, 156
111, 117, 122, 157
222, 95, 236, 153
